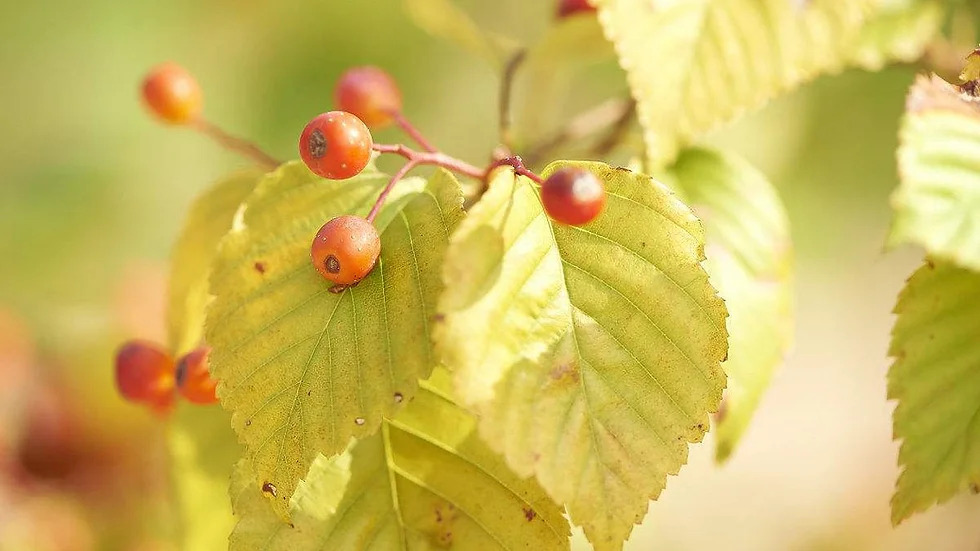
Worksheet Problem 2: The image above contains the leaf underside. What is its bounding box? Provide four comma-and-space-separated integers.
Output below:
594, 0, 942, 169
230, 369, 571, 551
888, 260, 980, 524
206, 162, 464, 519
890, 74, 980, 271
435, 161, 728, 550
671, 148, 793, 462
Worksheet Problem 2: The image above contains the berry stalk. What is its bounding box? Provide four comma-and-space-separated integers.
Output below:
192, 118, 281, 170
390, 111, 437, 153
366, 159, 420, 223
371, 143, 485, 180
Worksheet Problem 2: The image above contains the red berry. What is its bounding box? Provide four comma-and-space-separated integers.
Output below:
334, 67, 403, 128
557, 0, 596, 18
541, 167, 606, 225
299, 111, 374, 180
114, 340, 175, 410
141, 62, 202, 125
311, 215, 381, 285
175, 347, 218, 405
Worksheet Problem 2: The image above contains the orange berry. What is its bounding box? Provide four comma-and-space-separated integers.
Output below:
541, 167, 606, 225
310, 215, 381, 285
299, 111, 374, 180
141, 62, 202, 125
334, 66, 403, 128
175, 347, 218, 405
114, 340, 175, 408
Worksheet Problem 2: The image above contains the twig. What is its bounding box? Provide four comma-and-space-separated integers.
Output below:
366, 160, 420, 222
499, 49, 527, 150
391, 111, 437, 153
372, 143, 484, 180
524, 97, 635, 167
191, 118, 281, 170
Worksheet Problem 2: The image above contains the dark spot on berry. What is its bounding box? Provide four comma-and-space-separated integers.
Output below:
325, 255, 341, 274
254, 261, 266, 274
175, 360, 187, 387
308, 129, 327, 159
523, 507, 536, 521
262, 482, 277, 497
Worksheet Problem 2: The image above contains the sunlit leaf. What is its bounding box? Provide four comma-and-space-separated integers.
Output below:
167, 170, 263, 355
888, 259, 980, 524
169, 404, 242, 550
165, 171, 263, 550
594, 0, 878, 168
206, 161, 464, 519
847, 0, 943, 71
402, 0, 519, 69
671, 148, 793, 462
436, 162, 728, 550
230, 369, 570, 550
890, 74, 980, 271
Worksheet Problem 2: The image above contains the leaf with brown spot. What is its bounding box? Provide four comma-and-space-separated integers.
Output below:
436, 162, 728, 550
230, 370, 570, 550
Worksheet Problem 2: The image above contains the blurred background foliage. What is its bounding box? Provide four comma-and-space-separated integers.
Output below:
0, 0, 978, 549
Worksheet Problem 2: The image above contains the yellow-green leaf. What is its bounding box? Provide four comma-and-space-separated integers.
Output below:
890, 74, 980, 271
888, 260, 980, 524
165, 171, 262, 550
436, 162, 728, 550
594, 0, 875, 168
206, 161, 464, 519
167, 170, 263, 355
402, 0, 519, 69
671, 148, 793, 462
230, 369, 570, 550
847, 0, 943, 71
169, 404, 242, 550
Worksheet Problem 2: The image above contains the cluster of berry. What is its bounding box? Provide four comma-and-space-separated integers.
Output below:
298, 67, 608, 290
129, 0, 604, 411
115, 342, 217, 414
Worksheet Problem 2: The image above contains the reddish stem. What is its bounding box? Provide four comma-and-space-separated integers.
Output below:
486, 155, 544, 184
366, 159, 419, 223
191, 118, 281, 170
372, 143, 484, 179
390, 111, 437, 153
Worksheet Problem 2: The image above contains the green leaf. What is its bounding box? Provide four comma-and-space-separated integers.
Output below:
847, 0, 944, 71
167, 170, 263, 355
229, 369, 570, 550
890, 74, 980, 271
402, 0, 519, 69
206, 161, 465, 520
169, 404, 242, 550
888, 259, 980, 524
594, 0, 877, 168
435, 162, 728, 550
671, 148, 793, 462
